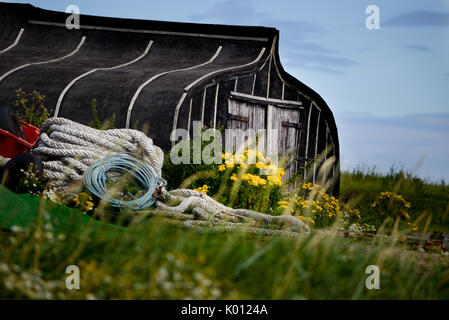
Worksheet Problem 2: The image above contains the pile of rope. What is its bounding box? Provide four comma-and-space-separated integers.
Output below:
153, 189, 310, 237
32, 117, 309, 237
32, 117, 164, 190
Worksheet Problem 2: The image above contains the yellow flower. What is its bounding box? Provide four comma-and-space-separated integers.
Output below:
241, 173, 267, 187
243, 149, 255, 159
222, 152, 232, 160
267, 174, 282, 186
297, 216, 315, 225
230, 174, 238, 181
255, 162, 265, 169
349, 208, 361, 219
279, 168, 285, 177
235, 154, 245, 164
193, 184, 209, 195
73, 192, 94, 213
86, 201, 94, 211
256, 151, 266, 162
302, 182, 313, 190
223, 153, 235, 165
218, 164, 226, 171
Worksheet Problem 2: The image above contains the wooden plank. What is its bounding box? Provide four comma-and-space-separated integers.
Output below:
213, 83, 219, 129
266, 105, 301, 184
1, 36, 86, 85
187, 98, 192, 134
201, 88, 207, 126
29, 20, 270, 42
303, 102, 314, 178
313, 110, 321, 183
133, 46, 222, 129
56, 40, 153, 117
282, 121, 302, 129
230, 91, 302, 108
228, 114, 249, 122
0, 28, 24, 54
266, 56, 272, 98
227, 99, 265, 153
184, 48, 266, 91
251, 74, 257, 95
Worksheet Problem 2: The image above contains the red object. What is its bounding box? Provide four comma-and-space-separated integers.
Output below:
0, 121, 40, 158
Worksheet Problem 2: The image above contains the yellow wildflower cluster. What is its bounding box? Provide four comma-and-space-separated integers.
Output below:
320, 195, 340, 218
277, 200, 290, 209
371, 191, 411, 220
407, 222, 419, 232
301, 182, 315, 191
276, 182, 361, 228
348, 208, 361, 220
297, 199, 324, 214
222, 149, 266, 166
277, 200, 294, 214
297, 216, 316, 225
221, 149, 285, 187
73, 192, 94, 213
241, 173, 267, 187
222, 152, 248, 166
193, 184, 209, 195
266, 169, 284, 187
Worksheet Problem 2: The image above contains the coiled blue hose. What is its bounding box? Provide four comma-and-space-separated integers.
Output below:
83, 153, 166, 210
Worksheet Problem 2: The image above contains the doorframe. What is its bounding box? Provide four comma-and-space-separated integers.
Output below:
229, 91, 303, 109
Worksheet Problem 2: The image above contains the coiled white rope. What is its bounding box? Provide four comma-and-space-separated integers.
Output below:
32, 117, 309, 236
32, 117, 164, 190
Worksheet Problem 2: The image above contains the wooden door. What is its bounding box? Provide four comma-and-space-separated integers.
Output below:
227, 99, 266, 153
267, 105, 301, 182
227, 99, 302, 185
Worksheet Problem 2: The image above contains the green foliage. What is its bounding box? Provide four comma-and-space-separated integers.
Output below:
88, 98, 116, 130
87, 98, 101, 129
162, 123, 222, 190
371, 191, 411, 220
1, 165, 449, 299
162, 131, 283, 213
17, 163, 49, 195
13, 89, 51, 128
0, 202, 448, 299
340, 165, 449, 232
276, 182, 362, 228
213, 151, 284, 213
162, 139, 218, 191
72, 192, 94, 214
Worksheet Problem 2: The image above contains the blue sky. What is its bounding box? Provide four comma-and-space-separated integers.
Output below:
5, 0, 449, 182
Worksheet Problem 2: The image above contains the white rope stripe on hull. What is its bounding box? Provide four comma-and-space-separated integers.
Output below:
0, 36, 86, 84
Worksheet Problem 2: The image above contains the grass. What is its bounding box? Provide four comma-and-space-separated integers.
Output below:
5, 89, 446, 299
340, 166, 449, 233
0, 167, 449, 299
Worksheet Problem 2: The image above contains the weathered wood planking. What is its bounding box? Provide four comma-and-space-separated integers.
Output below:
269, 106, 301, 183
228, 98, 301, 185
227, 99, 266, 152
